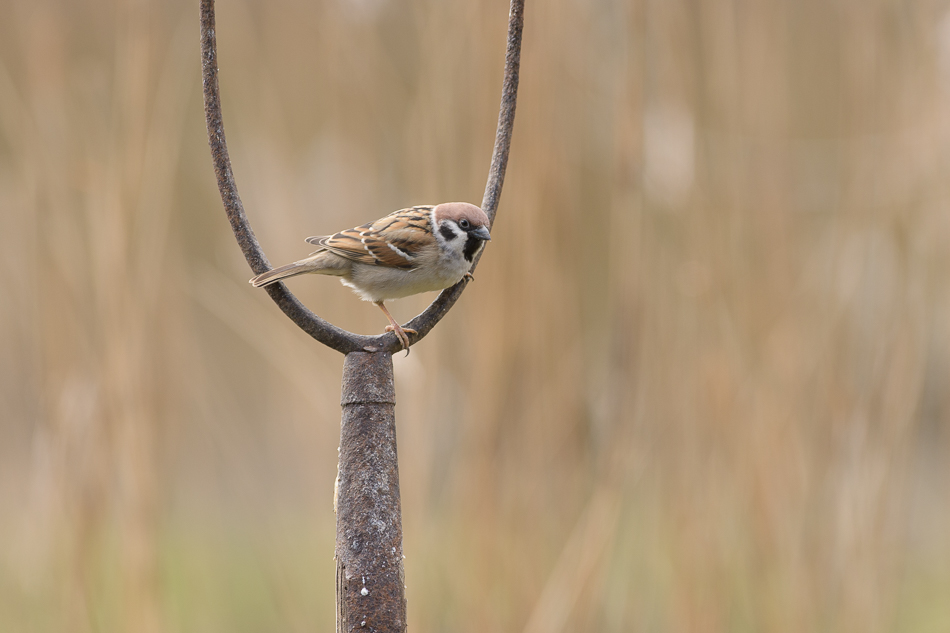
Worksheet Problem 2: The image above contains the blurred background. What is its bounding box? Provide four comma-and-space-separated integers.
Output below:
2, 0, 950, 631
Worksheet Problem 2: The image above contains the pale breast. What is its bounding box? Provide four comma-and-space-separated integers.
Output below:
342, 258, 466, 302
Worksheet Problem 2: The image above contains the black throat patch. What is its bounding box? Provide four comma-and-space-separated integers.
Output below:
463, 235, 484, 262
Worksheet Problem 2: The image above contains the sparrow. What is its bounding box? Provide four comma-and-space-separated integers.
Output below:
249, 202, 492, 350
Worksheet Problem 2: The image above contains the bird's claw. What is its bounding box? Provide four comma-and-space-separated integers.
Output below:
463, 272, 475, 282
385, 324, 417, 354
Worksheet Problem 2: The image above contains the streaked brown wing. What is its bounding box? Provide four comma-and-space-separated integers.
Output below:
304, 206, 434, 270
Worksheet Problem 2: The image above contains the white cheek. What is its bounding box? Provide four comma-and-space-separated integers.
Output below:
437, 224, 465, 252
452, 226, 469, 247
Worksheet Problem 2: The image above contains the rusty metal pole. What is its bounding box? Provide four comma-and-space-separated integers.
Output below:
201, 1, 524, 627
335, 352, 406, 633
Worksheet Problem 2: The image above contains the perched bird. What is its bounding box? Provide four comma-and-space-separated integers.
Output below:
249, 202, 491, 350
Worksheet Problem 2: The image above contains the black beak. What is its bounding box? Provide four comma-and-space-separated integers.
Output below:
471, 226, 492, 241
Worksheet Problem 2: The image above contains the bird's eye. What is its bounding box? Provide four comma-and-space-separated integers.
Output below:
459, 219, 471, 230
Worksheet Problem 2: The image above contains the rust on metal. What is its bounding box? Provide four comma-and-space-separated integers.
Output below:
336, 352, 405, 633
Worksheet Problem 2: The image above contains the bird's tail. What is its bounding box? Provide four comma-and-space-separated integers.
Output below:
249, 259, 321, 288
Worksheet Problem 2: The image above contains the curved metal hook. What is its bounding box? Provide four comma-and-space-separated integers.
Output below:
200, 0, 524, 354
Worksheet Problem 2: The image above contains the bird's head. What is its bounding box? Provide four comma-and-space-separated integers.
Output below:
433, 202, 491, 261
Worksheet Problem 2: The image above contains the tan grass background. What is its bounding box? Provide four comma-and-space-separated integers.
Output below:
1, 0, 950, 631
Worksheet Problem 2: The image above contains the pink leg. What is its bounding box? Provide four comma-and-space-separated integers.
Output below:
375, 302, 416, 352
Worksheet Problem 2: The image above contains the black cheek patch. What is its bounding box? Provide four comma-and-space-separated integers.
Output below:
463, 236, 484, 262
439, 224, 458, 241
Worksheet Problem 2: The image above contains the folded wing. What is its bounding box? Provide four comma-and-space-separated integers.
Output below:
305, 206, 434, 270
